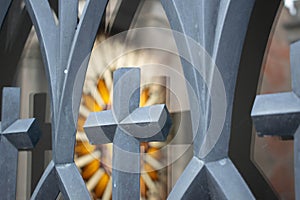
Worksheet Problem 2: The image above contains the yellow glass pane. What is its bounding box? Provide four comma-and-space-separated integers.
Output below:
75, 142, 96, 156
95, 173, 110, 198
82, 159, 100, 180
97, 79, 110, 105
140, 88, 149, 107
147, 147, 161, 160
141, 177, 147, 198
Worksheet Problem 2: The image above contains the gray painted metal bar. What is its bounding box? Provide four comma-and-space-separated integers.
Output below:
25, 0, 108, 199
84, 68, 172, 200
0, 137, 18, 200
252, 39, 300, 199
252, 92, 300, 138
0, 0, 286, 199
0, 87, 40, 200
160, 0, 264, 199
229, 1, 281, 198
56, 0, 108, 164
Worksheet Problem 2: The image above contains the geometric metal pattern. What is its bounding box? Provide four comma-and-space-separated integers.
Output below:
160, 0, 270, 199
0, 0, 295, 199
84, 68, 172, 200
252, 40, 300, 199
24, 0, 108, 199
0, 87, 40, 200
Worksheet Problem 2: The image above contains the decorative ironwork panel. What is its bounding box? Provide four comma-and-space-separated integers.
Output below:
160, 0, 279, 199
24, 0, 108, 199
0, 0, 296, 199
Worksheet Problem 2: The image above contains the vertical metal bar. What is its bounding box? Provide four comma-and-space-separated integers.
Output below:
26, 0, 108, 198
160, 0, 274, 198
1, 87, 20, 131
112, 128, 140, 200
0, 137, 18, 200
112, 68, 140, 121
290, 40, 300, 97
25, 0, 59, 126
55, 0, 108, 164
57, 0, 78, 104
0, 87, 41, 199
112, 68, 140, 200
84, 68, 172, 199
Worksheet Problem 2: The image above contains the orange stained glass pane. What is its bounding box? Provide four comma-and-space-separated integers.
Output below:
75, 142, 96, 156
97, 79, 110, 105
95, 173, 110, 197
140, 87, 149, 107
82, 159, 101, 180
141, 177, 147, 198
147, 147, 161, 160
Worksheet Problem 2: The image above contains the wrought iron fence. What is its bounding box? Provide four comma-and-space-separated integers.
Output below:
2, 0, 299, 200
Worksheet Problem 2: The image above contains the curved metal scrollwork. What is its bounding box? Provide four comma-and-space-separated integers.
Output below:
161, 0, 281, 199
25, 0, 108, 199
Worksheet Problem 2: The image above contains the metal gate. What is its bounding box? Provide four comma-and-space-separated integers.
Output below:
1, 0, 296, 199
